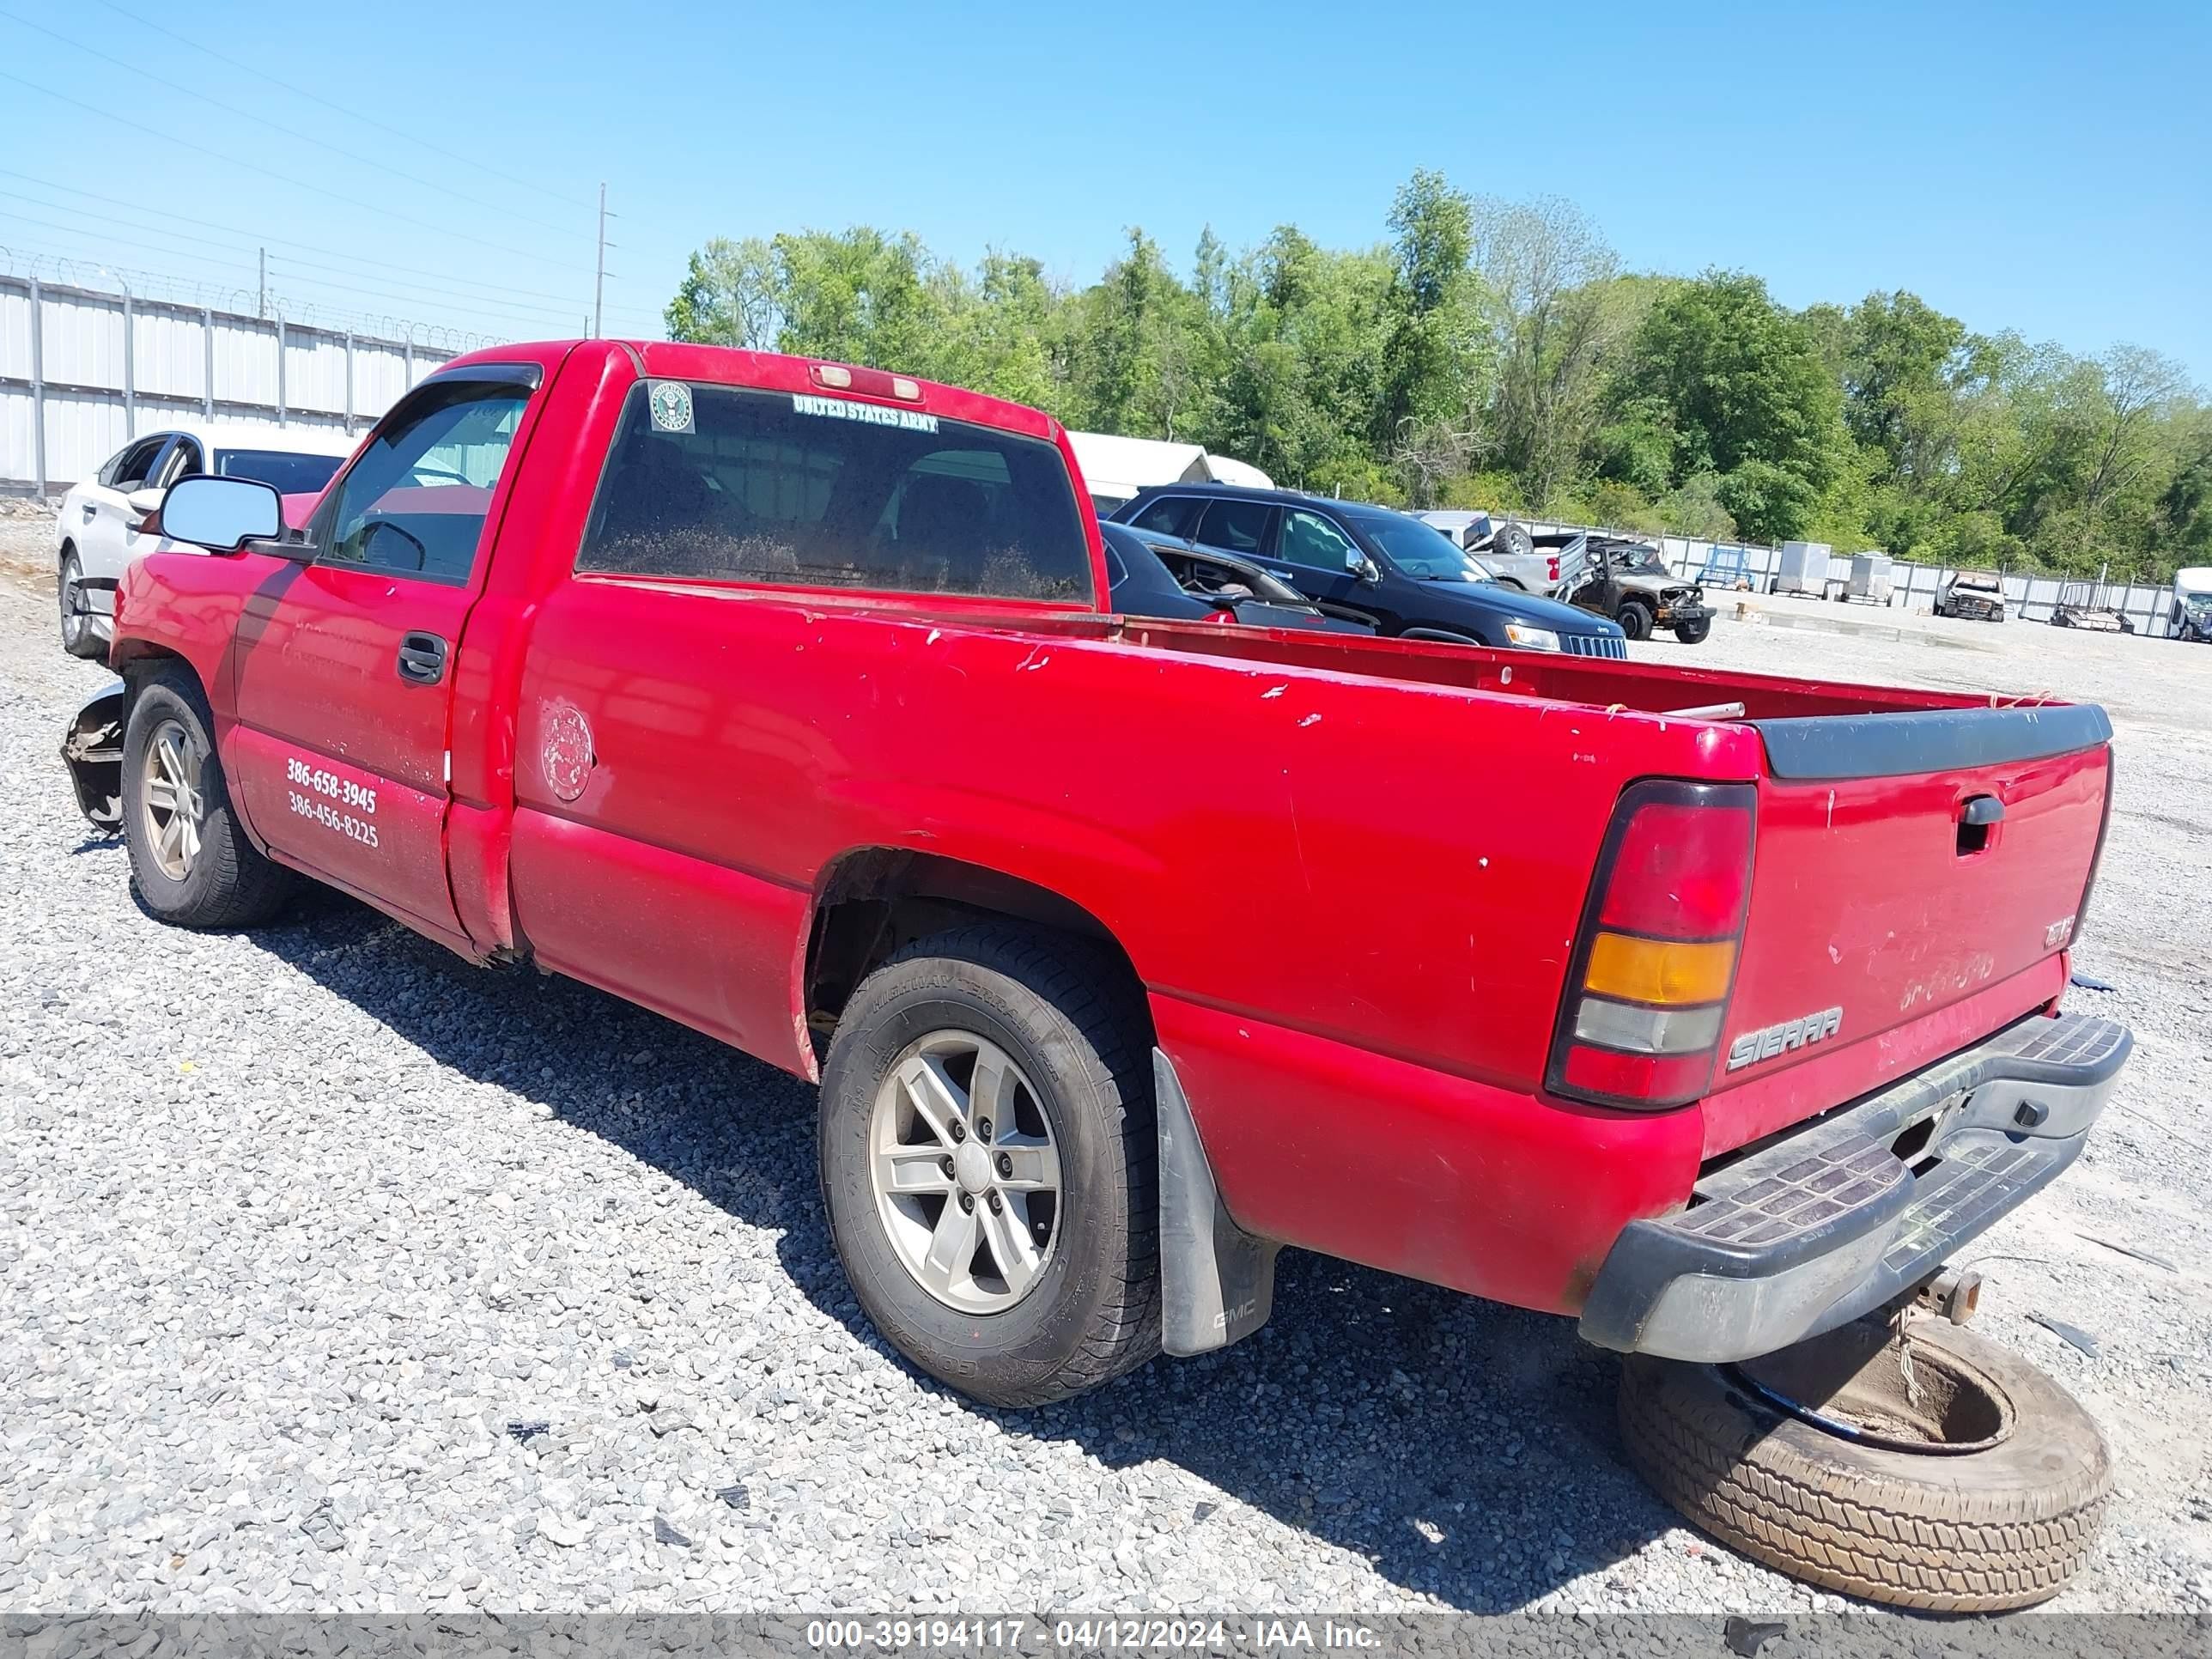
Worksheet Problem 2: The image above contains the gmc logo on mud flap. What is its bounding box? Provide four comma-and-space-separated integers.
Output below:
1725, 1006, 1844, 1072
1212, 1298, 1260, 1332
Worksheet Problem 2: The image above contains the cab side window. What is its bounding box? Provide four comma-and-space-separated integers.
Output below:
1279, 509, 1358, 570
104, 436, 167, 492
316, 379, 532, 585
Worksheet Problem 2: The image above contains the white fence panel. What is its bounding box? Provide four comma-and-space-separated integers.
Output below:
136, 302, 209, 402
284, 328, 350, 417
212, 315, 280, 410
4, 274, 461, 491
1520, 518, 2189, 642
39, 289, 125, 392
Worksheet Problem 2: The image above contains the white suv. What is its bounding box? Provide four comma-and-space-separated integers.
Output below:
55, 423, 359, 657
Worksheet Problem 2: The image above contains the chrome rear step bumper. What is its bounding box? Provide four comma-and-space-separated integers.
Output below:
1579, 1011, 2130, 1363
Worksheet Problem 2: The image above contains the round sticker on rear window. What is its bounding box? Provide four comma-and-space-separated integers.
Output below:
647, 380, 693, 434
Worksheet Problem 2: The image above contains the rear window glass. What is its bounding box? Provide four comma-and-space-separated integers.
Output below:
576, 382, 1092, 603
1126, 494, 1202, 538
1196, 498, 1273, 555
216, 448, 346, 495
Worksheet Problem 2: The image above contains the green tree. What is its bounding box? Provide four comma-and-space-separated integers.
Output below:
665, 236, 780, 347
1613, 271, 1850, 543
1478, 197, 1629, 509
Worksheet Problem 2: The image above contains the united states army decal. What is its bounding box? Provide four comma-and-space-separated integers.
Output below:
647, 380, 694, 434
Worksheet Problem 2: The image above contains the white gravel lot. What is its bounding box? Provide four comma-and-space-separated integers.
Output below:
1, 515, 2207, 1617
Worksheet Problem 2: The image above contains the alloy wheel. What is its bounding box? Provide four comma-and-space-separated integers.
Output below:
140, 715, 206, 882
868, 1030, 1062, 1313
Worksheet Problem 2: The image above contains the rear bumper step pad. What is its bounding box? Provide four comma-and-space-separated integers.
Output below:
1579, 1011, 2130, 1362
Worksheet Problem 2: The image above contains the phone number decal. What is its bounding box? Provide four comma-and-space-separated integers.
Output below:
287, 755, 378, 814
289, 792, 378, 848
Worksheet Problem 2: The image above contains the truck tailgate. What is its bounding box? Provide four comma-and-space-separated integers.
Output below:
1704, 705, 2113, 1155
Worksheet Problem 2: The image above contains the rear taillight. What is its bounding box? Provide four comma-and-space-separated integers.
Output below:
1547, 556, 1560, 582
1547, 780, 1756, 1109
1203, 608, 1237, 625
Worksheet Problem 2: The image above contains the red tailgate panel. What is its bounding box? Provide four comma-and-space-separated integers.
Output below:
1705, 744, 2109, 1154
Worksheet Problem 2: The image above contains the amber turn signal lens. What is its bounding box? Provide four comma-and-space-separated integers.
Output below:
1583, 931, 1735, 1006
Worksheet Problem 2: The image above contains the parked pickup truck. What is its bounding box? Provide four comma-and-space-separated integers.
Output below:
62, 340, 2130, 1424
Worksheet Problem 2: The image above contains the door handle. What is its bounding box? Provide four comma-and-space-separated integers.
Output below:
396, 631, 448, 685
82, 504, 96, 522
1959, 794, 2004, 826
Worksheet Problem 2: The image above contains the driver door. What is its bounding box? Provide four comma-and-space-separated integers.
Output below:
227, 368, 539, 937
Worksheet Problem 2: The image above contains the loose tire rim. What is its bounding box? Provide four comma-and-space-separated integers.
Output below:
868, 1030, 1062, 1314
140, 715, 207, 882
1726, 1326, 2017, 1456
60, 562, 86, 647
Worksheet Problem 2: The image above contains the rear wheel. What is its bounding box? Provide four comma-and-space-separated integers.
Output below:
1672, 616, 1711, 645
123, 668, 295, 928
1618, 599, 1655, 641
818, 925, 1160, 1407
58, 548, 102, 659
1619, 1317, 2112, 1612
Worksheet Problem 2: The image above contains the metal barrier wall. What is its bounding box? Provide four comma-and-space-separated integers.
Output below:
0, 274, 465, 495
1515, 520, 2196, 642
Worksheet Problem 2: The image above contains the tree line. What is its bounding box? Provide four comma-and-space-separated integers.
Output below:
665, 170, 2210, 580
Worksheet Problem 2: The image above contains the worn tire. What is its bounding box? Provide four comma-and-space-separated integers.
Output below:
1619, 1322, 2112, 1612
123, 666, 295, 929
819, 925, 1160, 1407
1673, 616, 1711, 645
59, 548, 103, 659
1618, 599, 1655, 641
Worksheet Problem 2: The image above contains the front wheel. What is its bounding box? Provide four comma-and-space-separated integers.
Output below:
123, 668, 295, 928
819, 925, 1160, 1407
1672, 616, 1711, 645
1618, 599, 1655, 641
59, 549, 102, 659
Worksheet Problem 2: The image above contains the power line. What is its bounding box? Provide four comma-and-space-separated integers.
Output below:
0, 172, 663, 321
0, 195, 593, 325
0, 71, 574, 268
0, 212, 665, 343
0, 9, 586, 242
0, 238, 507, 343
86, 0, 594, 215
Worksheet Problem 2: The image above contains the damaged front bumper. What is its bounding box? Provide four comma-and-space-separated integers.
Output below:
1578, 1009, 2130, 1363
60, 676, 127, 832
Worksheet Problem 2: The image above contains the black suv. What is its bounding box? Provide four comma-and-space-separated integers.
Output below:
1111, 485, 1628, 657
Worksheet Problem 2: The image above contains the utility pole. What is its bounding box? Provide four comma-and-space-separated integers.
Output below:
258, 246, 266, 319
592, 183, 608, 339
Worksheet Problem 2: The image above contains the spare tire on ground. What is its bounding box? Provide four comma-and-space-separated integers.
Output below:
1618, 1316, 2111, 1612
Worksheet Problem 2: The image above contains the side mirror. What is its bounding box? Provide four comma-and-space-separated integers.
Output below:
158, 475, 285, 555
126, 486, 166, 517
1343, 548, 1382, 583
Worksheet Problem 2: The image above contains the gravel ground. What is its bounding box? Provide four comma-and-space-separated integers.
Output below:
1, 520, 2207, 1617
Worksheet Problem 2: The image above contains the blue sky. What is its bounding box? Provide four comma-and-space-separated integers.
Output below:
3, 0, 2208, 380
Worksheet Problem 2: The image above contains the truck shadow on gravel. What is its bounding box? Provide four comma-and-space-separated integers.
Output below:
250, 899, 1683, 1611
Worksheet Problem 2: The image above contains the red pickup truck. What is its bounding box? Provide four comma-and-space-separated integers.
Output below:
61, 340, 2129, 1424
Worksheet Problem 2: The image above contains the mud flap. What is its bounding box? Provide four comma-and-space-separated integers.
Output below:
1155, 1047, 1279, 1356
59, 676, 127, 832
